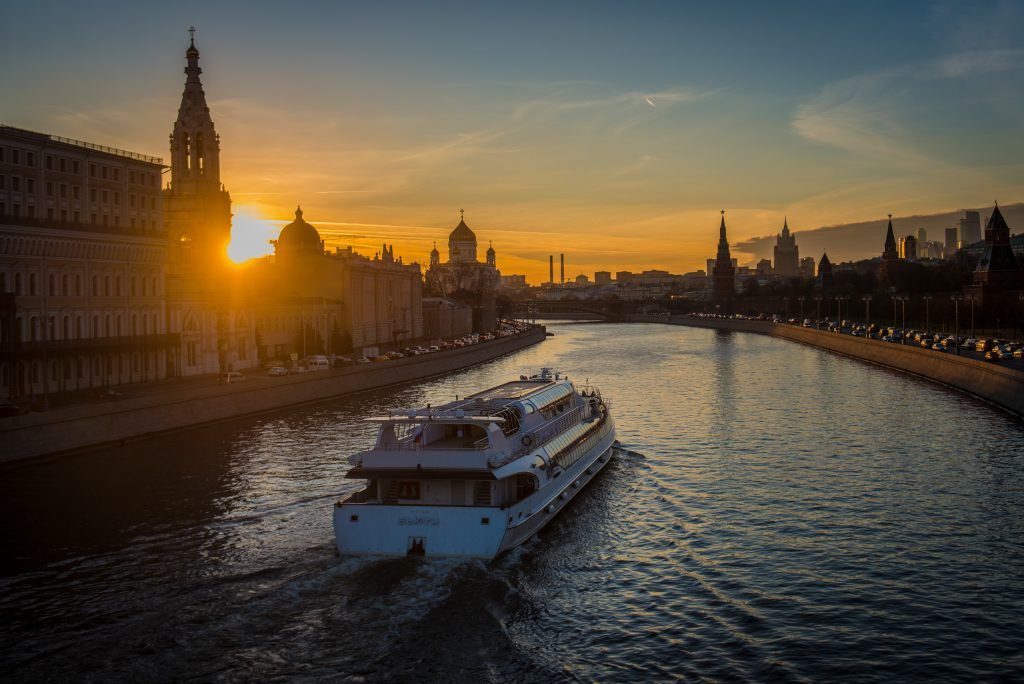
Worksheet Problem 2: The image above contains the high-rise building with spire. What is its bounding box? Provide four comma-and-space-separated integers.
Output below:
712, 211, 735, 311
163, 30, 256, 377
772, 217, 799, 276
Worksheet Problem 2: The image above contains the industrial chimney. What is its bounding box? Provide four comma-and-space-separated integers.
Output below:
560, 254, 565, 285
549, 255, 554, 284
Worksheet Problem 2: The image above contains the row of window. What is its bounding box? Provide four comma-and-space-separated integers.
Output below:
10, 312, 162, 342
1, 146, 159, 186
2, 175, 158, 207
1, 352, 162, 388
0, 202, 159, 229
0, 272, 161, 297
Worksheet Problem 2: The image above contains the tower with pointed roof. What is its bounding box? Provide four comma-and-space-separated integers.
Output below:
882, 214, 898, 262
712, 211, 735, 311
162, 30, 254, 378
967, 203, 1023, 307
429, 242, 440, 268
164, 30, 232, 281
770, 216, 802, 274
773, 217, 799, 276
486, 241, 496, 268
817, 252, 833, 289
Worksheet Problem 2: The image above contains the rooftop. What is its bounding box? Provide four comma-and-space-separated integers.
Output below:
0, 124, 164, 166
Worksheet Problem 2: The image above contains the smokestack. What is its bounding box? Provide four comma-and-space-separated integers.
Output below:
549, 255, 554, 284
560, 254, 565, 284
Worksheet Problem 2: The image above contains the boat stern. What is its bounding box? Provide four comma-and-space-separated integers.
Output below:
334, 503, 507, 558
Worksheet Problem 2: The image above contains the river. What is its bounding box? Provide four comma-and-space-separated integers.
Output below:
3, 322, 1023, 681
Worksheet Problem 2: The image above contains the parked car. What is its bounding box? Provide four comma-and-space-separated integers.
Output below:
355, 356, 372, 364
267, 366, 289, 377
372, 355, 390, 363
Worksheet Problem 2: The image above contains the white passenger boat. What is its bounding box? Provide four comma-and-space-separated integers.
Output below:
334, 369, 615, 558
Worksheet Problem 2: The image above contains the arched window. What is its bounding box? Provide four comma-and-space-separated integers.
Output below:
142, 278, 147, 296
62, 316, 69, 339
29, 273, 37, 296
115, 276, 121, 297
151, 277, 157, 295
92, 276, 98, 296
76, 275, 81, 296
116, 315, 122, 336
62, 274, 68, 296
152, 313, 158, 333
196, 132, 205, 173
0, 272, 6, 292
131, 315, 137, 335
104, 315, 111, 337
183, 133, 191, 170
30, 316, 38, 341
76, 316, 82, 338
93, 316, 99, 336
131, 276, 136, 297
104, 276, 110, 296
48, 274, 55, 296
14, 273, 21, 295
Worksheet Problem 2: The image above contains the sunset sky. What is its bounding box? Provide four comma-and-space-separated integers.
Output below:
3, 1, 1023, 282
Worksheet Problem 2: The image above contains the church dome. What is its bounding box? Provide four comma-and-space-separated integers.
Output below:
277, 206, 322, 255
449, 218, 476, 243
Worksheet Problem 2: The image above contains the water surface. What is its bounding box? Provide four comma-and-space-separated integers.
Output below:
3, 322, 1023, 681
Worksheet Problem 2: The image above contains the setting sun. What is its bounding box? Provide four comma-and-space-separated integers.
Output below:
226, 206, 279, 263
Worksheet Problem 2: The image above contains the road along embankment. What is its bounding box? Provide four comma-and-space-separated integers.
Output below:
0, 328, 546, 463
632, 316, 1024, 417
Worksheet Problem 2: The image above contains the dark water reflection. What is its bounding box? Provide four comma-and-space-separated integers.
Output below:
2, 323, 1023, 681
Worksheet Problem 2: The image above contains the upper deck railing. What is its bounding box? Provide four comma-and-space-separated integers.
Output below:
0, 124, 164, 165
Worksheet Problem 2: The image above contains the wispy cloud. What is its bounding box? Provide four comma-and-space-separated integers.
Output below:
793, 48, 1024, 166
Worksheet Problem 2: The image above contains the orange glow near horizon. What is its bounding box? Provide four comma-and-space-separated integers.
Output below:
227, 207, 279, 263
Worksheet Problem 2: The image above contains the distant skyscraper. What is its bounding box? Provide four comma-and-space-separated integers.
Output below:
945, 227, 958, 256
772, 217, 799, 276
916, 227, 927, 244
959, 210, 982, 245
800, 256, 816, 277
898, 235, 917, 260
616, 270, 634, 283
712, 211, 735, 311
594, 271, 611, 285
756, 258, 773, 276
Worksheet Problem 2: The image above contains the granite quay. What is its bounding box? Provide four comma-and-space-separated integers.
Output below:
630, 314, 1024, 417
0, 326, 545, 463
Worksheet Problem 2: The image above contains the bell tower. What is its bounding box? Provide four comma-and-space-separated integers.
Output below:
162, 29, 254, 379
163, 28, 232, 279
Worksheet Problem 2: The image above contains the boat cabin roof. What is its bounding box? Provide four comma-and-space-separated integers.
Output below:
366, 415, 506, 424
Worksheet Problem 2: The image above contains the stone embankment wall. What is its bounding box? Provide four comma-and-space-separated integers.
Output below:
0, 328, 546, 463
631, 315, 1024, 417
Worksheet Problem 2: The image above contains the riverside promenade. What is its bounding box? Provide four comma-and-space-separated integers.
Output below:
0, 327, 546, 464
632, 315, 1024, 417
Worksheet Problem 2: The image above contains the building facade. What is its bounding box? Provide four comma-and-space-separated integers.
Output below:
0, 125, 173, 401
247, 208, 423, 361
425, 212, 500, 331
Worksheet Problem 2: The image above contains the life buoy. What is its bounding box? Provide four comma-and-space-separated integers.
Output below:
521, 434, 533, 447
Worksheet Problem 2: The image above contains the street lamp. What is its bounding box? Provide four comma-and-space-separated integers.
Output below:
891, 295, 898, 328
950, 295, 963, 355
968, 294, 976, 338
922, 295, 932, 332
814, 296, 822, 324
797, 296, 805, 322
862, 295, 872, 328
783, 296, 790, 319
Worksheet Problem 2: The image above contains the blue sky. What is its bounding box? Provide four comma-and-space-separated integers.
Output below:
2, 1, 1022, 278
